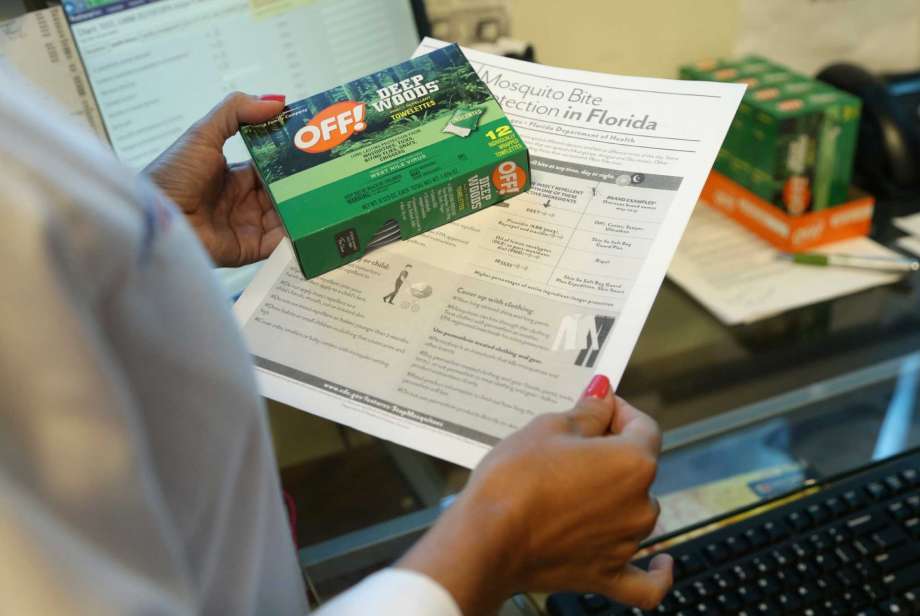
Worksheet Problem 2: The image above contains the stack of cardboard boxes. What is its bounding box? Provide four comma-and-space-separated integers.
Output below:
682, 55, 873, 251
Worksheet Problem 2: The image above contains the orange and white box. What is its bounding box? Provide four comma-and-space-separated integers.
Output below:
699, 171, 874, 252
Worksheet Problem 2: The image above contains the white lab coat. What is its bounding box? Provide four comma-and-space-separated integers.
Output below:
0, 67, 460, 616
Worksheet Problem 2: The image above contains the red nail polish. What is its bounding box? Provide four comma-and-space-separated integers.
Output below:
582, 374, 610, 400
260, 94, 286, 103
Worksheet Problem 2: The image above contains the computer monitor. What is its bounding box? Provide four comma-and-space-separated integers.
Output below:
62, 0, 429, 169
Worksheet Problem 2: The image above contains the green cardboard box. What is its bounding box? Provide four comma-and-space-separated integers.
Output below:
681, 55, 861, 213
240, 44, 531, 279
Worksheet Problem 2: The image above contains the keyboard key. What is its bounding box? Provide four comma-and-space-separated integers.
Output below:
777, 567, 802, 588
835, 544, 859, 564
814, 552, 839, 572
691, 600, 719, 614
881, 598, 908, 615
735, 584, 761, 605
827, 523, 850, 545
884, 475, 905, 494
715, 591, 742, 611
763, 520, 788, 542
751, 555, 773, 575
844, 488, 866, 510
906, 494, 920, 512
677, 553, 705, 576
903, 587, 920, 611
888, 501, 911, 521
769, 548, 792, 568
825, 496, 848, 516
862, 580, 886, 602
808, 530, 832, 552
841, 587, 870, 609
743, 527, 769, 548
711, 571, 735, 591
904, 517, 920, 540
816, 573, 841, 593
856, 559, 882, 580
872, 526, 908, 550
690, 579, 715, 598
854, 537, 875, 556
847, 512, 887, 535
752, 600, 778, 614
794, 560, 815, 577
793, 582, 819, 602
703, 542, 730, 565
882, 562, 920, 593
790, 540, 814, 558
807, 503, 831, 525
731, 563, 752, 583
786, 509, 812, 531
837, 566, 861, 586
579, 593, 611, 613
671, 588, 693, 606
724, 534, 750, 557
755, 575, 781, 595
875, 544, 920, 574
823, 596, 849, 615
866, 481, 889, 500
901, 468, 919, 487
776, 591, 801, 611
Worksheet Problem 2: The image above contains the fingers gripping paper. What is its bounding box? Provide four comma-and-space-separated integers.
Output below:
235, 39, 744, 468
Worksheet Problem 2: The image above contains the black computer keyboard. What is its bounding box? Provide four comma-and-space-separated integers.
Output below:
546, 449, 920, 616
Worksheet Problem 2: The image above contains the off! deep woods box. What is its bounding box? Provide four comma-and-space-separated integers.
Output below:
240, 44, 531, 279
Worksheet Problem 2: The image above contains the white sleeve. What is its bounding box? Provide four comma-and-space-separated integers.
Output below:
314, 569, 462, 616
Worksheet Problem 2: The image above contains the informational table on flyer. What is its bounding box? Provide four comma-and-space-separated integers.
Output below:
234, 38, 744, 468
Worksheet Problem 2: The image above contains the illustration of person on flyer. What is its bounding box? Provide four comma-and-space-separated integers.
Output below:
383, 264, 412, 304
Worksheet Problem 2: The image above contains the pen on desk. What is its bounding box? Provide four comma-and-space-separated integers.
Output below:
782, 252, 920, 273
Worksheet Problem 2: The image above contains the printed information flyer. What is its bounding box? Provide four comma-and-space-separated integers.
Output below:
235, 39, 744, 468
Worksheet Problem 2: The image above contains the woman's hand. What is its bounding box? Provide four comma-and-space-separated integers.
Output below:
398, 375, 672, 615
144, 92, 286, 267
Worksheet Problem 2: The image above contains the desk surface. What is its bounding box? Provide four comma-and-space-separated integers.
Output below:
621, 197, 920, 434
272, 196, 920, 607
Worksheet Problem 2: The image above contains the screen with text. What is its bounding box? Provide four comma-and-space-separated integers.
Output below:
66, 0, 420, 168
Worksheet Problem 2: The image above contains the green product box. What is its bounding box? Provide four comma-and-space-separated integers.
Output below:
680, 56, 861, 213
680, 54, 773, 80
240, 44, 531, 279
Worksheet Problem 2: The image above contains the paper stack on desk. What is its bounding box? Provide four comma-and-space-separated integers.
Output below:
893, 213, 920, 257
667, 205, 902, 325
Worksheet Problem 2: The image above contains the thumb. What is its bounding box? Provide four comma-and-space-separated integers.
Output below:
606, 554, 673, 611
563, 374, 615, 437
197, 92, 285, 146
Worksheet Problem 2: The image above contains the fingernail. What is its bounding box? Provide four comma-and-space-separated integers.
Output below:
582, 374, 610, 400
259, 94, 286, 103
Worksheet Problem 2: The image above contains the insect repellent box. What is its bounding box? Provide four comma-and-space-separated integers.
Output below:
683, 55, 872, 251
681, 55, 861, 215
240, 44, 530, 279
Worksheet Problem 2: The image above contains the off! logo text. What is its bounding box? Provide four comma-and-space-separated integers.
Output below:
294, 101, 367, 154
492, 160, 527, 196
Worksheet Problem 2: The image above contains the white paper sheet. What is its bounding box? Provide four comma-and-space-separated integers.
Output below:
894, 212, 920, 238
896, 235, 920, 257
667, 205, 902, 325
235, 39, 744, 467
0, 6, 105, 140
737, 0, 920, 75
